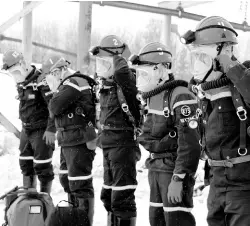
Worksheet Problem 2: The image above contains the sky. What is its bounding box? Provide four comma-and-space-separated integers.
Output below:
1, 0, 249, 35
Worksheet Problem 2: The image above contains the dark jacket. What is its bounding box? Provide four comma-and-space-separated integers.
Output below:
201, 64, 250, 191
138, 83, 200, 174
49, 72, 97, 147
99, 56, 140, 148
17, 66, 55, 133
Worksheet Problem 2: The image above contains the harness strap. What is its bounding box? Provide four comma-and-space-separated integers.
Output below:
231, 85, 248, 155
208, 155, 250, 168
117, 85, 136, 126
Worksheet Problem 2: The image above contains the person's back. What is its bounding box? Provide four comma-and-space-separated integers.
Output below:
42, 55, 97, 226
2, 49, 55, 194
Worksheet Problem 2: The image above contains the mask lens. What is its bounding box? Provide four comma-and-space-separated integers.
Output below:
190, 50, 212, 75
50, 68, 60, 77
96, 57, 112, 73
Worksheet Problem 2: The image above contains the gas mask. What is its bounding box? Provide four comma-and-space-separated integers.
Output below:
46, 68, 63, 92
96, 56, 114, 79
136, 64, 169, 92
8, 64, 27, 83
189, 44, 233, 83
189, 45, 217, 82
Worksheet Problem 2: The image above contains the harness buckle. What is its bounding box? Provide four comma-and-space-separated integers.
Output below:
236, 106, 247, 121
122, 103, 129, 112
88, 121, 93, 127
163, 107, 170, 118
196, 108, 202, 117
68, 113, 74, 119
238, 148, 248, 156
32, 83, 38, 91
169, 131, 176, 138
150, 153, 155, 159
199, 140, 202, 147
224, 160, 234, 168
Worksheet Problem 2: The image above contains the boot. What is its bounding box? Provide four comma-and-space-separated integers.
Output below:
23, 175, 37, 189
40, 180, 52, 194
68, 193, 78, 207
78, 198, 95, 226
116, 217, 136, 226
107, 211, 117, 226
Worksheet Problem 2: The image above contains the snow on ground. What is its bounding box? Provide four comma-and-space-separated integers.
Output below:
0, 132, 208, 226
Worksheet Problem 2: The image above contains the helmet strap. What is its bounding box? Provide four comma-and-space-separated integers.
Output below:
100, 45, 125, 56
216, 42, 225, 56
200, 64, 214, 84
139, 50, 172, 57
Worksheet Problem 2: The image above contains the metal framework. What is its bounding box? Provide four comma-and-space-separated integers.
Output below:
92, 1, 250, 32
0, 1, 42, 34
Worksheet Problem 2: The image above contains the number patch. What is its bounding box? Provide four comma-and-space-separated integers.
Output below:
157, 48, 163, 55
113, 39, 119, 46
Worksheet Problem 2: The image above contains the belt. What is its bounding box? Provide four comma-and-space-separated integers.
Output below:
22, 121, 47, 128
208, 155, 250, 168
150, 152, 174, 159
57, 125, 85, 132
100, 124, 134, 131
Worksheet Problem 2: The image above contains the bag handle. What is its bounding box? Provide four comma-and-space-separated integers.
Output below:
0, 186, 21, 200
57, 200, 76, 208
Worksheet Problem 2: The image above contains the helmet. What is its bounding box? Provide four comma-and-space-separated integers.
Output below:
89, 35, 131, 60
130, 42, 172, 68
2, 50, 24, 70
42, 54, 69, 74
181, 16, 238, 45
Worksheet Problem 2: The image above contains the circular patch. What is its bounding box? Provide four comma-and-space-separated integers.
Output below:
181, 105, 191, 117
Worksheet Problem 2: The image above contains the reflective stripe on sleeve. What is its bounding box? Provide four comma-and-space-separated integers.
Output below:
33, 158, 52, 164
68, 174, 92, 181
102, 184, 137, 190
19, 156, 34, 160
58, 170, 68, 174
149, 202, 163, 207
163, 207, 192, 212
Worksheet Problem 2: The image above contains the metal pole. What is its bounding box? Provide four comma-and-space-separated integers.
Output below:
162, 15, 171, 49
22, 1, 32, 66
92, 1, 250, 32
77, 1, 92, 73
0, 35, 77, 57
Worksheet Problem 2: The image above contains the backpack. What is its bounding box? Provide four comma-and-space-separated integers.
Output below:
1, 186, 55, 226
46, 201, 89, 226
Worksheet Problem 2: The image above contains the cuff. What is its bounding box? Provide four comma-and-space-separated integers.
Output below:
173, 173, 186, 179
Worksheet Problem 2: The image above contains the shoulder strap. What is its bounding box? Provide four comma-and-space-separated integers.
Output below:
230, 85, 248, 155
161, 88, 173, 118
116, 84, 137, 128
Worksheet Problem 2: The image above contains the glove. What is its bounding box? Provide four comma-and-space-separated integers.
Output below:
113, 55, 128, 72
167, 179, 183, 204
213, 54, 238, 73
43, 131, 56, 145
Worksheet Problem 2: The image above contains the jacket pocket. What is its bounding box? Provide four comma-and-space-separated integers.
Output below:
225, 161, 250, 183
217, 101, 239, 134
